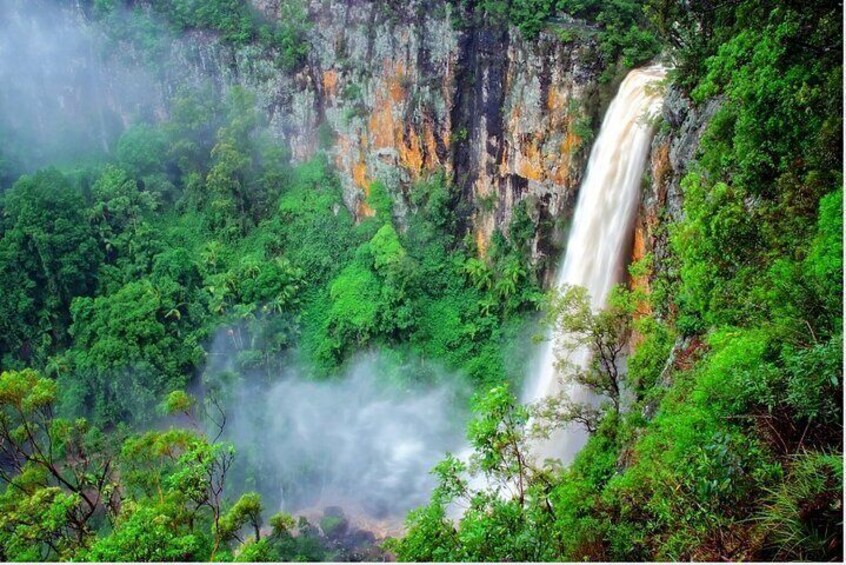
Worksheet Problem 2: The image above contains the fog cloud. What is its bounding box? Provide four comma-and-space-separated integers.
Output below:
203, 332, 472, 529
0, 0, 162, 174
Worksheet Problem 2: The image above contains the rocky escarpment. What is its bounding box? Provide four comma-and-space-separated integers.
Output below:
194, 1, 606, 272
631, 85, 721, 309
4, 0, 609, 277
629, 86, 719, 422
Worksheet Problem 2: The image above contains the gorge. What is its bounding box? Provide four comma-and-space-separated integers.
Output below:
0, 1, 841, 562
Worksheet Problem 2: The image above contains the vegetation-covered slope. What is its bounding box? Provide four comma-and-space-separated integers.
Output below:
391, 0, 843, 561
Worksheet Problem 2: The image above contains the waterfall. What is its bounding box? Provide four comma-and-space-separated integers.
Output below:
522, 65, 667, 465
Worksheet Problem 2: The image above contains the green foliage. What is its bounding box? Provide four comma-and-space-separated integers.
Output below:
557, 0, 661, 67
466, 386, 533, 496
0, 484, 81, 561
0, 369, 120, 560
274, 158, 359, 287
1, 57, 545, 561
627, 316, 674, 396
274, 1, 312, 71
544, 284, 639, 422
68, 278, 204, 425
758, 452, 843, 561
328, 263, 381, 345
387, 499, 460, 561
163, 87, 225, 175
143, 0, 253, 44
319, 513, 348, 538
454, 0, 660, 68
89, 165, 162, 277
803, 189, 843, 329
365, 180, 394, 223
401, 1, 841, 562
394, 384, 569, 561
116, 123, 169, 177
219, 492, 263, 542
690, 8, 841, 197
670, 175, 758, 329
1, 1, 840, 560
369, 224, 406, 272
85, 502, 209, 561
97, 0, 313, 72
0, 169, 101, 365
452, 0, 557, 38
162, 390, 195, 415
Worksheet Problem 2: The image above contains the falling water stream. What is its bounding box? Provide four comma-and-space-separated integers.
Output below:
522, 64, 667, 465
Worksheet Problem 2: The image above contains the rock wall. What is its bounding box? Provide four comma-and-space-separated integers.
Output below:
632, 85, 721, 312
244, 1, 604, 266
629, 86, 718, 418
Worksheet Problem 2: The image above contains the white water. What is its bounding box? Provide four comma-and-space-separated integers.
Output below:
522, 65, 667, 465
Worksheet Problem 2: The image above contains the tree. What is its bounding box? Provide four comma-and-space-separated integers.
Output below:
369, 224, 406, 273
112, 393, 244, 561
219, 492, 263, 543
0, 369, 119, 558
543, 284, 637, 429
392, 386, 563, 562
83, 500, 208, 561
467, 385, 534, 504
116, 123, 168, 178
464, 257, 493, 291
205, 137, 251, 237
89, 165, 160, 269
0, 477, 81, 561
67, 277, 203, 425
0, 169, 101, 364
494, 256, 526, 301
328, 263, 381, 346
644, 0, 745, 87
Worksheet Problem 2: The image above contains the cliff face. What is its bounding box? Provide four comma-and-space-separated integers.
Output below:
5, 0, 606, 273
633, 86, 720, 313
197, 1, 604, 266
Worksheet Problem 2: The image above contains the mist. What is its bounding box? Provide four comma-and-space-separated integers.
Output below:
2, 0, 106, 171
0, 0, 171, 178
202, 328, 474, 531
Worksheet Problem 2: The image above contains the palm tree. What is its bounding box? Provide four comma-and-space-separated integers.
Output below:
464, 257, 492, 290
496, 257, 525, 299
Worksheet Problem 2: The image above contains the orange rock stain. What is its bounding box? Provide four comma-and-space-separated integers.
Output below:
322, 69, 339, 98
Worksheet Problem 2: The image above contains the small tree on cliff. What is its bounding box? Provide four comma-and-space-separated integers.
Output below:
538, 283, 639, 433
